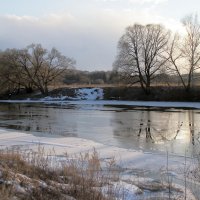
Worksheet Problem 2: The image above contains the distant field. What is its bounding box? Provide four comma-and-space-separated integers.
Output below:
48, 83, 126, 89
48, 83, 186, 89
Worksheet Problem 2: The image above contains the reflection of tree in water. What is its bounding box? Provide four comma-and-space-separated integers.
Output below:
188, 110, 195, 145
137, 112, 153, 141
112, 108, 200, 146
173, 109, 199, 147
113, 109, 169, 143
187, 110, 200, 156
0, 104, 78, 137
138, 111, 154, 141
113, 109, 157, 144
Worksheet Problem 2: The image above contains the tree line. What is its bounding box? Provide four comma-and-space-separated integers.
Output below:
0, 44, 75, 95
114, 14, 200, 94
0, 44, 120, 96
63, 70, 120, 85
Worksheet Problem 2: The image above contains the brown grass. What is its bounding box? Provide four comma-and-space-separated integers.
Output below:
0, 147, 118, 200
0, 146, 195, 200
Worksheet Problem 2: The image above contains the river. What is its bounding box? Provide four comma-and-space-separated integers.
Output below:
0, 102, 199, 156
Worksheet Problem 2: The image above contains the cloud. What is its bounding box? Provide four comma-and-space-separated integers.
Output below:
0, 8, 182, 71
95, 0, 118, 1
96, 0, 167, 4
5, 15, 39, 22
4, 13, 75, 26
129, 0, 167, 4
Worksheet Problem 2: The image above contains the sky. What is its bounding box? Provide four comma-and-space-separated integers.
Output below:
0, 0, 199, 71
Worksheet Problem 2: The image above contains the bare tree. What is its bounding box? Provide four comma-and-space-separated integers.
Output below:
0, 49, 34, 94
24, 44, 75, 94
168, 14, 200, 92
0, 44, 75, 95
114, 24, 170, 94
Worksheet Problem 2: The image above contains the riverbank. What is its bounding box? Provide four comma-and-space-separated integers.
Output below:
2, 86, 200, 102
0, 129, 197, 199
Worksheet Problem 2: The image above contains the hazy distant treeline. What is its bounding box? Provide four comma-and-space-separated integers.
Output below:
63, 70, 120, 85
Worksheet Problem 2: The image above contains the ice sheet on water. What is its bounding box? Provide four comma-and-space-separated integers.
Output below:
1, 99, 200, 110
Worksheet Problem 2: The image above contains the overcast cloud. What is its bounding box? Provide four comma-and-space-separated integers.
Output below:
0, 0, 199, 71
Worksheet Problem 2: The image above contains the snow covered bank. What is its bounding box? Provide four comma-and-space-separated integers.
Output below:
1, 86, 200, 109
0, 129, 197, 199
41, 88, 104, 101
0, 129, 185, 170
1, 87, 200, 109
74, 88, 104, 100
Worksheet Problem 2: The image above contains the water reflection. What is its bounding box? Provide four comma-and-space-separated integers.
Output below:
112, 107, 200, 155
0, 103, 200, 156
0, 103, 78, 137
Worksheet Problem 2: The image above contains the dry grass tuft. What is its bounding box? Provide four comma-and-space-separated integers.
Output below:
0, 147, 118, 200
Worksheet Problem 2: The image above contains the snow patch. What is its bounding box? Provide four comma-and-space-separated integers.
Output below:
101, 181, 142, 200
75, 88, 104, 100
40, 88, 104, 101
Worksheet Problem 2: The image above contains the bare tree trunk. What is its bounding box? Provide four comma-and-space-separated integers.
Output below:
44, 83, 48, 95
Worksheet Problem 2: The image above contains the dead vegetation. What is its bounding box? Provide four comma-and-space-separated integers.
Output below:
0, 146, 197, 200
0, 147, 120, 200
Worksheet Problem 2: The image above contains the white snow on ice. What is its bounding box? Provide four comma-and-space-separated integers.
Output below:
0, 129, 188, 171
1, 99, 200, 109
